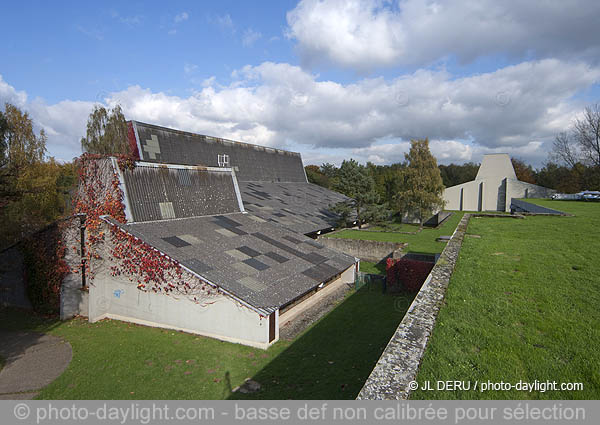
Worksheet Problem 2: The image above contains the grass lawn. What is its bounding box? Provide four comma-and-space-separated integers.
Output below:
0, 282, 414, 399
367, 222, 420, 232
359, 261, 386, 275
327, 212, 464, 254
412, 200, 600, 399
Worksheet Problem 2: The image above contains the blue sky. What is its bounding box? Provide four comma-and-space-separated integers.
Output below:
1, 0, 599, 167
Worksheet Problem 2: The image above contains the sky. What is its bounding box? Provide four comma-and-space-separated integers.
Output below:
1, 0, 599, 168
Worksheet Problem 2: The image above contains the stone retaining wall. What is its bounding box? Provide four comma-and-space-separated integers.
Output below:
357, 213, 471, 400
316, 236, 406, 262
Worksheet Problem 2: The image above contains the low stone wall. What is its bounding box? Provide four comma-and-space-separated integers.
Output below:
316, 236, 406, 262
357, 213, 471, 400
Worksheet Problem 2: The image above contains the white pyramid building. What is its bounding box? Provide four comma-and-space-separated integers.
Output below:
443, 154, 555, 212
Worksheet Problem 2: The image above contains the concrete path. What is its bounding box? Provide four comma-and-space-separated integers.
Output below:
279, 282, 353, 340
0, 331, 72, 399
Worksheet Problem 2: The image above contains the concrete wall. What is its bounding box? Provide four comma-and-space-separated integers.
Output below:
81, 225, 274, 349
316, 236, 406, 262
400, 207, 442, 225
60, 216, 89, 320
279, 265, 355, 326
444, 180, 480, 211
506, 179, 555, 209
357, 213, 471, 400
444, 178, 555, 212
88, 274, 272, 349
0, 246, 30, 309
475, 153, 517, 180
443, 154, 555, 212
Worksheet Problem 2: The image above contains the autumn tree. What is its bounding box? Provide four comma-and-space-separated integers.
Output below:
81, 105, 129, 155
1, 103, 47, 199
0, 110, 8, 168
511, 157, 536, 183
395, 139, 445, 226
1, 103, 46, 174
305, 165, 329, 188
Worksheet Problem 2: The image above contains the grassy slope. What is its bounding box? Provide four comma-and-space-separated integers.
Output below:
412, 200, 600, 399
326, 212, 464, 254
230, 283, 414, 399
359, 261, 386, 275
0, 282, 414, 399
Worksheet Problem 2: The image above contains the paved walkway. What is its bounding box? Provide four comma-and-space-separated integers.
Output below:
279, 282, 353, 340
0, 331, 72, 399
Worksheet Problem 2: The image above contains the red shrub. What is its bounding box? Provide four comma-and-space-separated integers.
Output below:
386, 257, 434, 292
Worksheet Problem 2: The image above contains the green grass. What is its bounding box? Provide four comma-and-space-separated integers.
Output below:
327, 212, 464, 254
367, 222, 420, 232
229, 283, 414, 399
359, 261, 386, 275
412, 200, 600, 399
0, 282, 414, 399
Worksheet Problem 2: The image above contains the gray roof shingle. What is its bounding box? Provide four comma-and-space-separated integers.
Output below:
110, 213, 355, 312
131, 121, 307, 183
239, 181, 350, 234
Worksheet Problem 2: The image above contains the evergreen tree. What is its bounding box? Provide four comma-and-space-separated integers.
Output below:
331, 159, 387, 228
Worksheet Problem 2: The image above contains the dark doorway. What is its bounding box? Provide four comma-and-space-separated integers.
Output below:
269, 313, 276, 342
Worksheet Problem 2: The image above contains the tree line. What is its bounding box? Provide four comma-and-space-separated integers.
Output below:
0, 103, 76, 249
2, 101, 599, 248
307, 104, 600, 222
310, 139, 445, 227
0, 103, 126, 250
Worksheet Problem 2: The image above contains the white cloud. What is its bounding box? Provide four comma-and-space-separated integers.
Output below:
286, 0, 600, 70
211, 14, 235, 33
174, 12, 189, 23
242, 28, 262, 47
0, 74, 27, 107
183, 63, 198, 75
75, 25, 104, 41
1, 58, 598, 166
110, 10, 142, 26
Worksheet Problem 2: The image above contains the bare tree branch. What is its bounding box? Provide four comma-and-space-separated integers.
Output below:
573, 103, 600, 168
551, 131, 579, 168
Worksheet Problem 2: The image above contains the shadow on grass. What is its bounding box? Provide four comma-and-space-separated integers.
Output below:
0, 307, 61, 333
0, 307, 65, 378
228, 283, 415, 400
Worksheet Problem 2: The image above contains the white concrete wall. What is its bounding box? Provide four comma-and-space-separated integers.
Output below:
443, 154, 555, 212
60, 216, 89, 320
506, 179, 556, 210
475, 153, 517, 180
81, 222, 274, 349
444, 178, 555, 212
88, 272, 273, 349
443, 180, 480, 211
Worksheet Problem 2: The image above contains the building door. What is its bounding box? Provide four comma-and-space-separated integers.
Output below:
269, 313, 276, 342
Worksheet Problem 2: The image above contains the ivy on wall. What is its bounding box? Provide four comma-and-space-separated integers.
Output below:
74, 154, 220, 305
21, 221, 70, 314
